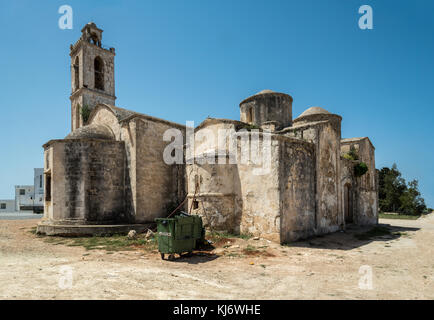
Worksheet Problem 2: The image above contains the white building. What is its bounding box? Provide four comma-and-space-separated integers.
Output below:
15, 185, 35, 211
0, 200, 15, 212
0, 168, 45, 213
33, 168, 44, 213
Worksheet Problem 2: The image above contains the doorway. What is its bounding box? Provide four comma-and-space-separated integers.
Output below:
344, 183, 353, 224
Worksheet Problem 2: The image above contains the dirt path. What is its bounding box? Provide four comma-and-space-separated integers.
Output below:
0, 214, 433, 299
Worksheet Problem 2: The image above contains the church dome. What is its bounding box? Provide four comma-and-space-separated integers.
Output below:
240, 89, 292, 105
256, 89, 275, 95
293, 106, 340, 124
298, 106, 330, 117
239, 89, 293, 130
65, 124, 115, 140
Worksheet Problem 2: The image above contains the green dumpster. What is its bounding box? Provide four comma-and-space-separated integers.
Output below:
155, 212, 205, 260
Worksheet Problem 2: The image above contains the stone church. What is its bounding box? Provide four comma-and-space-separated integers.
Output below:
37, 23, 378, 243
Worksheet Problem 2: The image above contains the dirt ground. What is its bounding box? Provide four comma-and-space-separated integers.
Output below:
0, 214, 433, 300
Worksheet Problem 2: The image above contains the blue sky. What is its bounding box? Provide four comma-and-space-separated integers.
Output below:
0, 0, 433, 207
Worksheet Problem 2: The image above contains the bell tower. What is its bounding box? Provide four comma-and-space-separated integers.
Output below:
69, 22, 116, 131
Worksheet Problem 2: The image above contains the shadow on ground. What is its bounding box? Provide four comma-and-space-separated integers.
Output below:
161, 241, 220, 264
169, 252, 220, 264
287, 224, 420, 251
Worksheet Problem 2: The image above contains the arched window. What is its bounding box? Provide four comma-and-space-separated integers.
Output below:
94, 57, 104, 91
90, 33, 100, 46
73, 57, 79, 91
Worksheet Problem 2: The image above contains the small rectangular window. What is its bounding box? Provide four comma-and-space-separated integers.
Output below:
20, 189, 25, 195
0, 204, 6, 210
40, 175, 43, 188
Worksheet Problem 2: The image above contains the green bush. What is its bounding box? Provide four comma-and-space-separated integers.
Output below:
354, 162, 368, 177
80, 104, 91, 124
343, 146, 359, 161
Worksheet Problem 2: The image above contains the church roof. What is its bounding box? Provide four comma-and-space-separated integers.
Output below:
256, 89, 275, 95
65, 124, 115, 140
90, 104, 186, 129
341, 137, 375, 149
297, 106, 331, 118
101, 104, 137, 122
293, 106, 341, 123
239, 90, 293, 106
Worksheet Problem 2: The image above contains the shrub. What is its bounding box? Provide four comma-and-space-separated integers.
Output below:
80, 104, 91, 124
354, 162, 368, 177
343, 146, 359, 161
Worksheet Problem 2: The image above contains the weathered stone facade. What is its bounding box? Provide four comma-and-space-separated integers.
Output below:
37, 23, 378, 241
188, 97, 378, 243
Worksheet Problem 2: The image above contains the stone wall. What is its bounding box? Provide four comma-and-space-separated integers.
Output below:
88, 105, 186, 223
341, 138, 378, 225
187, 160, 239, 233
279, 138, 316, 242
237, 134, 281, 241
283, 117, 342, 235
43, 139, 126, 224
135, 118, 186, 223
316, 121, 342, 232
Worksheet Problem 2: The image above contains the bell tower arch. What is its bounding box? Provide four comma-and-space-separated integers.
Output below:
69, 22, 116, 131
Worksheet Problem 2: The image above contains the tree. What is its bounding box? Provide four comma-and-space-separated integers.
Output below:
399, 180, 426, 215
378, 164, 406, 212
378, 164, 427, 215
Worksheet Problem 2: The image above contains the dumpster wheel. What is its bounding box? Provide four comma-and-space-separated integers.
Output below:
160, 253, 176, 261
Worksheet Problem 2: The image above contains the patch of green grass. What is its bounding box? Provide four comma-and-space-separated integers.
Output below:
207, 231, 252, 243
354, 226, 391, 241
379, 213, 420, 220
245, 245, 257, 252
36, 233, 158, 252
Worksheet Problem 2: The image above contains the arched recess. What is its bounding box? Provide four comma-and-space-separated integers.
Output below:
94, 56, 104, 91
246, 107, 254, 123
73, 57, 79, 91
